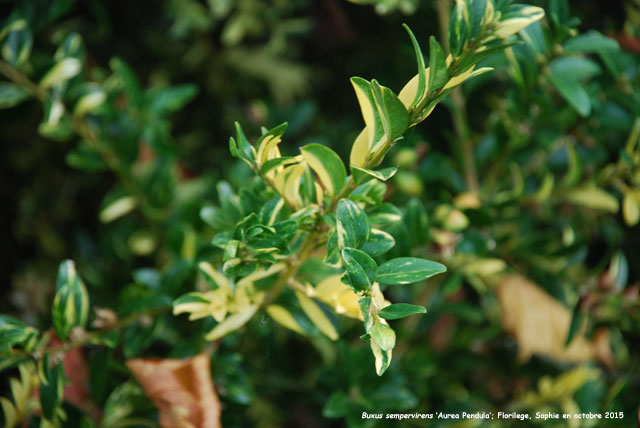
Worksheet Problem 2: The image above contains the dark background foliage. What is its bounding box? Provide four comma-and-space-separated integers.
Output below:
1, 0, 640, 427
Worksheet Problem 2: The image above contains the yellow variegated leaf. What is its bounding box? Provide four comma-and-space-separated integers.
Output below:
0, 397, 18, 428
398, 68, 431, 109
453, 191, 481, 209
256, 134, 282, 167
566, 186, 619, 213
623, 190, 640, 226
350, 127, 371, 168
370, 283, 391, 310
266, 305, 306, 335
99, 196, 137, 223
300, 143, 346, 198
352, 78, 376, 131
533, 173, 554, 202
236, 262, 286, 289
173, 289, 229, 322
231, 286, 251, 312
295, 291, 338, 340
463, 258, 507, 277
314, 182, 324, 205
205, 305, 258, 341
273, 164, 306, 209
370, 339, 392, 376
444, 67, 493, 90
283, 163, 306, 208
198, 261, 232, 290
334, 291, 362, 320
40, 58, 82, 89
311, 274, 362, 320
442, 66, 475, 90
495, 5, 545, 38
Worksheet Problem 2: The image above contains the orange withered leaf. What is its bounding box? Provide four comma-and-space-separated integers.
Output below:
126, 353, 221, 428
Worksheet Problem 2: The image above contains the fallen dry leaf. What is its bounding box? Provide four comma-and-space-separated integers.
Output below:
126, 353, 221, 428
496, 275, 612, 366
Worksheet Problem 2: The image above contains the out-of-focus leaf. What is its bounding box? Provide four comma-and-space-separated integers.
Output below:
548, 73, 591, 117
496, 275, 613, 365
0, 83, 29, 108
563, 31, 620, 53
565, 186, 619, 213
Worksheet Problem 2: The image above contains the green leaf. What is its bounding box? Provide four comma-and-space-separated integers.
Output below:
51, 260, 90, 340
561, 143, 582, 187
322, 392, 351, 418
324, 232, 341, 266
549, 57, 601, 82
233, 122, 256, 163
40, 355, 65, 421
449, 2, 469, 56
428, 36, 448, 93
359, 296, 372, 324
336, 199, 370, 249
378, 303, 427, 320
352, 166, 398, 184
257, 122, 288, 145
376, 257, 446, 285
0, 315, 37, 351
563, 31, 619, 53
467, 0, 487, 39
341, 247, 377, 292
260, 156, 298, 175
2, 22, 32, 67
548, 73, 591, 117
565, 303, 583, 347
101, 382, 146, 428
300, 143, 347, 197
402, 24, 427, 107
361, 228, 395, 256
370, 323, 396, 351
66, 145, 108, 171
146, 84, 198, 114
0, 82, 29, 108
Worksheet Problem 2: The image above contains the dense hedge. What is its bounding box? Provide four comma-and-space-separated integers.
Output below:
1, 1, 639, 427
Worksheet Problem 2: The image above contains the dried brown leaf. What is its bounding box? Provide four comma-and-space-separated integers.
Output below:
496, 275, 613, 366
127, 353, 221, 428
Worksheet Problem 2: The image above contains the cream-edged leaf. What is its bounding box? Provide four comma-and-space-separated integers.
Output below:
402, 24, 428, 108
351, 166, 397, 184
266, 305, 306, 335
349, 127, 371, 168
300, 143, 347, 198
295, 291, 339, 340
205, 305, 258, 340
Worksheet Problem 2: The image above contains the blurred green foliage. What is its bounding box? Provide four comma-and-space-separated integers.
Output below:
1, 0, 639, 427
